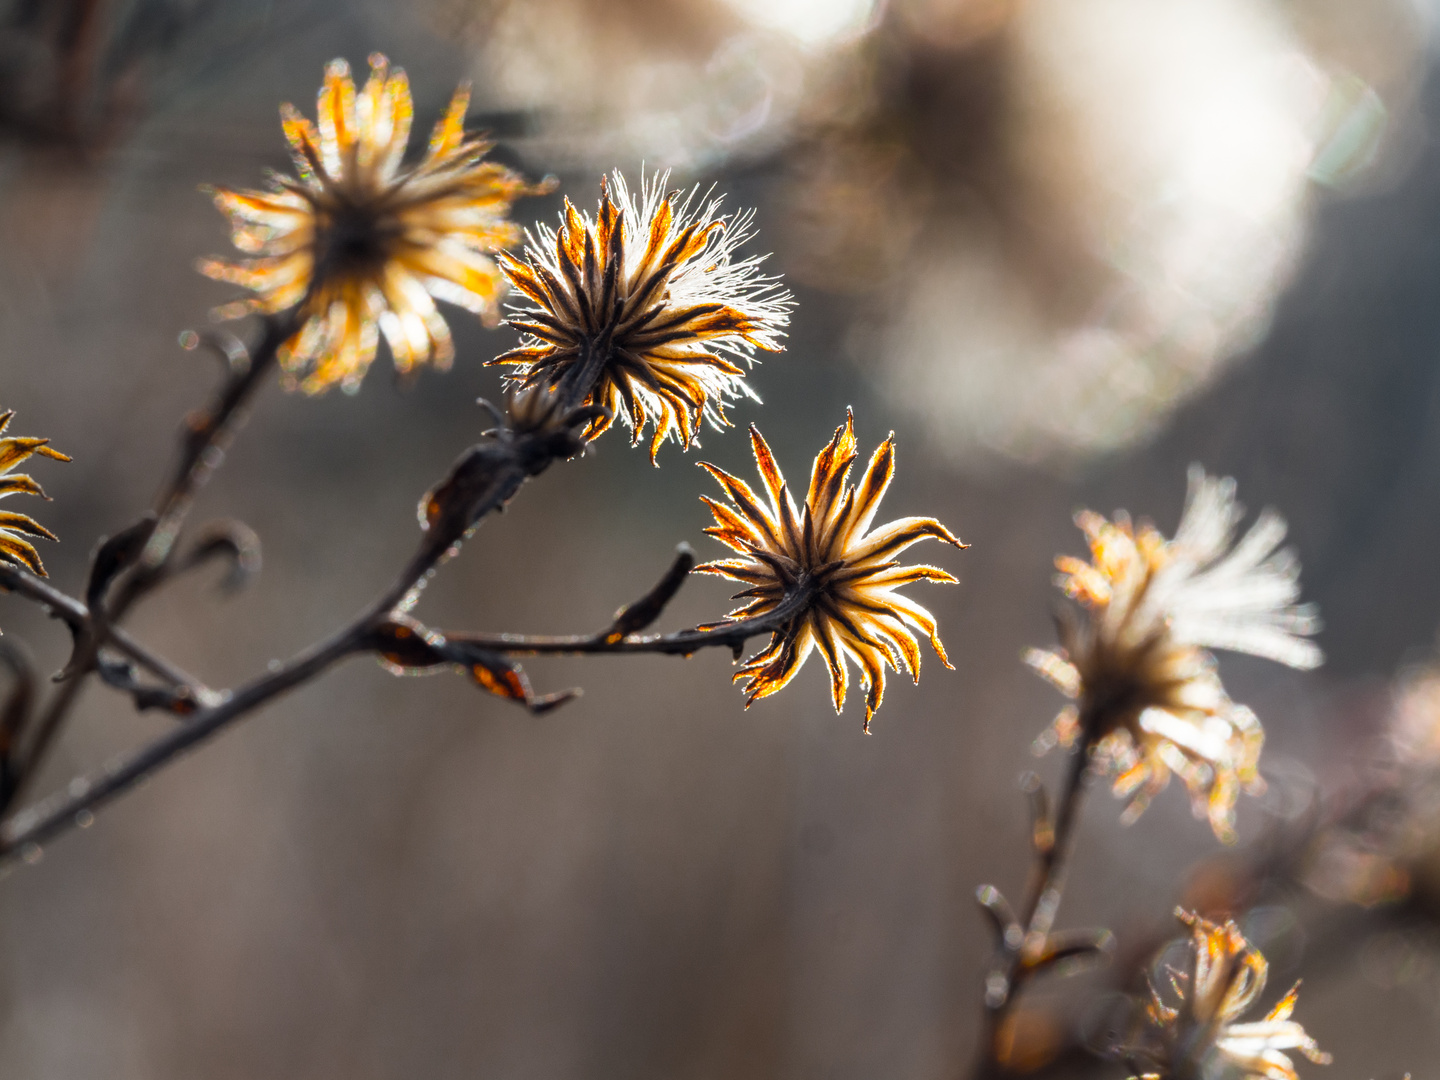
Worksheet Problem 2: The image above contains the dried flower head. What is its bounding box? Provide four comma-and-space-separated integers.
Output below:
1026, 466, 1321, 842
492, 170, 791, 461
1125, 909, 1329, 1080
695, 411, 964, 731
0, 411, 70, 578
200, 54, 545, 394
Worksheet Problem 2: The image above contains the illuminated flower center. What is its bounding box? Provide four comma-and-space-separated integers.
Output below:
313, 197, 400, 279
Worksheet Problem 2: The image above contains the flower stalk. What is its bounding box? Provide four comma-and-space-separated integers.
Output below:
974, 741, 1098, 1078
4, 313, 295, 810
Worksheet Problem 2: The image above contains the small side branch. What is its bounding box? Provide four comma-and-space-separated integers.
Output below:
0, 372, 621, 860
430, 548, 813, 660
0, 330, 725, 861
446, 587, 811, 658
10, 315, 294, 803
972, 741, 1111, 1077
0, 563, 210, 698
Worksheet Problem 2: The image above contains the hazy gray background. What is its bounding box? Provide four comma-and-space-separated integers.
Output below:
0, 1, 1437, 1077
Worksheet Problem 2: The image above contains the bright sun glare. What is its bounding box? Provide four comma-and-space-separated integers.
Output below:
722, 0, 881, 47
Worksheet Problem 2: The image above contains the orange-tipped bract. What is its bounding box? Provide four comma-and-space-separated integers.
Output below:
695, 411, 964, 730
0, 411, 69, 579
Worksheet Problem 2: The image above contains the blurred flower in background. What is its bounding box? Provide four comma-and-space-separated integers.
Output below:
1027, 466, 1321, 841
1122, 909, 1330, 1080
428, 0, 1421, 466
1303, 660, 1440, 911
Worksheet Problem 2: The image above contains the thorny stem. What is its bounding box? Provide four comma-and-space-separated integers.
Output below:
975, 738, 1091, 1077
9, 314, 293, 806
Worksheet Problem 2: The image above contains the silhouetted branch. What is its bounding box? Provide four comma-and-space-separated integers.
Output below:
0, 562, 207, 696
0, 330, 647, 859
973, 739, 1103, 1077
445, 582, 815, 658
6, 315, 295, 803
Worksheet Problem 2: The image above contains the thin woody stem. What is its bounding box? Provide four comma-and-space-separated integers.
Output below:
0, 564, 209, 696
1019, 742, 1089, 944
975, 740, 1091, 1076
0, 505, 509, 859
10, 313, 294, 804
115, 313, 296, 608
0, 327, 649, 859
445, 585, 816, 657
0, 568, 814, 859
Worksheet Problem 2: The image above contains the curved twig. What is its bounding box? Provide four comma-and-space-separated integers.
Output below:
0, 563, 208, 695
10, 313, 296, 801
0, 340, 637, 860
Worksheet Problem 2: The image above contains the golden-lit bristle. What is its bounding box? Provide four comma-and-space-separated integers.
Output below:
493, 170, 791, 461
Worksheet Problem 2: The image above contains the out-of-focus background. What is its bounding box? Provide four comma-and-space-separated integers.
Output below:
1, 0, 1439, 1076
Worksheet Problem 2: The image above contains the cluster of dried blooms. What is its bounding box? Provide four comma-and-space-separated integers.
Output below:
1118, 910, 1330, 1080
0, 51, 1366, 1080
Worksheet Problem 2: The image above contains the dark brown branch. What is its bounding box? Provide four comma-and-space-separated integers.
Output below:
0, 641, 37, 802
0, 350, 620, 860
0, 558, 816, 859
116, 314, 295, 607
10, 313, 294, 803
0, 563, 209, 698
445, 580, 815, 658
972, 740, 1099, 1077
0, 615, 366, 857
